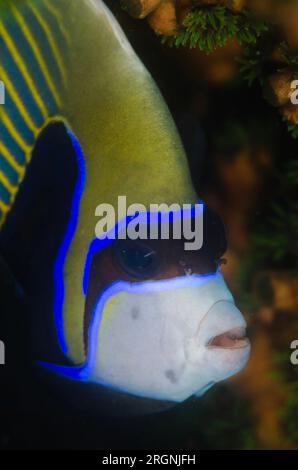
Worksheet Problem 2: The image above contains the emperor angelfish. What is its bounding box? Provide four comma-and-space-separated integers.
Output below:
0, 0, 250, 407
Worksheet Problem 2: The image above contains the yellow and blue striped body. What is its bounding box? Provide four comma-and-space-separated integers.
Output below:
0, 0, 70, 223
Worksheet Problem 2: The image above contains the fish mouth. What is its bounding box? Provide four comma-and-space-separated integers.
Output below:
207, 326, 250, 350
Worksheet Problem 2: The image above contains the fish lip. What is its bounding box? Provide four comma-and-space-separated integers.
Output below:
206, 326, 250, 350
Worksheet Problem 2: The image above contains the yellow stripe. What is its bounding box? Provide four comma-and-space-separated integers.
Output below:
0, 66, 38, 135
43, 0, 71, 46
0, 198, 10, 212
11, 5, 61, 108
0, 170, 18, 194
28, 2, 67, 88
0, 22, 48, 119
0, 142, 25, 176
1, 111, 32, 154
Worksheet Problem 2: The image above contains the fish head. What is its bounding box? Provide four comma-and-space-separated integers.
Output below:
41, 206, 250, 405
80, 208, 250, 402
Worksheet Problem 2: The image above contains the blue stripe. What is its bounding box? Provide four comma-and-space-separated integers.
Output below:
23, 4, 63, 89
0, 180, 12, 205
5, 16, 56, 114
0, 153, 20, 186
4, 89, 35, 144
54, 129, 86, 354
0, 37, 44, 127
0, 120, 26, 166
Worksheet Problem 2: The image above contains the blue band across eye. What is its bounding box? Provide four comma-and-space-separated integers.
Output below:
113, 239, 159, 279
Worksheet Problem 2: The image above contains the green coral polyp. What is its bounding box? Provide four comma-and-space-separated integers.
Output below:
162, 6, 268, 54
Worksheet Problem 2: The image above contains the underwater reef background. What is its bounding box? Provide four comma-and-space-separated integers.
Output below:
0, 0, 297, 450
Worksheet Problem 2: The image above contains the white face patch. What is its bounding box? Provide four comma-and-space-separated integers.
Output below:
83, 273, 250, 402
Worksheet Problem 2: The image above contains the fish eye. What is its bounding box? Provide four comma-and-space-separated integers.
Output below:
113, 240, 159, 279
